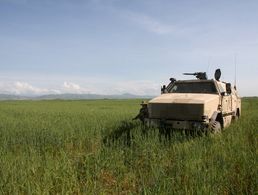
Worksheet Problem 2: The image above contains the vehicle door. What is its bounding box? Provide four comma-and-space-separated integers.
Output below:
218, 82, 232, 114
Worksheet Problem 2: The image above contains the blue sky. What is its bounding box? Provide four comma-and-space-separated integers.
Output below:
0, 0, 258, 96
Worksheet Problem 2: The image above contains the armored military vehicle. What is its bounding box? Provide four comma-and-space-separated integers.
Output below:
136, 69, 241, 133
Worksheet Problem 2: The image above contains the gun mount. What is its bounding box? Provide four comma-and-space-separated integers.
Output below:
183, 72, 208, 80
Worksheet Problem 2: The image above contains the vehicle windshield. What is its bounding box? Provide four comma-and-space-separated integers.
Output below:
169, 82, 218, 94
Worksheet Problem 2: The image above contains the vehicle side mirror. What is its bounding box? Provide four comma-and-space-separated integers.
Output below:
226, 83, 232, 94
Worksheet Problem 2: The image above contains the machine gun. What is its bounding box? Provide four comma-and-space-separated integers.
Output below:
183, 72, 208, 80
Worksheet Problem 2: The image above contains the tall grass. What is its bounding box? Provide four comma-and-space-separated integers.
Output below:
0, 99, 257, 194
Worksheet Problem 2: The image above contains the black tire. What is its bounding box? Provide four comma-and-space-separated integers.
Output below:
232, 110, 239, 122
210, 121, 221, 133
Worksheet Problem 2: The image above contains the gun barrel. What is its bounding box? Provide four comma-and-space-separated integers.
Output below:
183, 72, 207, 80
183, 73, 196, 75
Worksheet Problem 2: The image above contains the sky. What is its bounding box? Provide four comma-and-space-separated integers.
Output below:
0, 0, 258, 96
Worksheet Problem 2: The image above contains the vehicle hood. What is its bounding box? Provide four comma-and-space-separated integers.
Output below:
148, 93, 220, 120
149, 93, 219, 104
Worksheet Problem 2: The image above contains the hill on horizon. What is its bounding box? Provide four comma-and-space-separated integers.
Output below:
0, 93, 154, 100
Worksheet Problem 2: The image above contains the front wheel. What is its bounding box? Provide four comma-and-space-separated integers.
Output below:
210, 121, 221, 133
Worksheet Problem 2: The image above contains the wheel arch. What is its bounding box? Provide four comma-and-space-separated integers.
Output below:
236, 108, 240, 117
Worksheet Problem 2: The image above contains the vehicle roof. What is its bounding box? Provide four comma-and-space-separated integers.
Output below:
176, 79, 214, 82
175, 79, 225, 85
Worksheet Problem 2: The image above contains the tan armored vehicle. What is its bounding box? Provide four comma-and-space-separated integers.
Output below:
138, 69, 241, 133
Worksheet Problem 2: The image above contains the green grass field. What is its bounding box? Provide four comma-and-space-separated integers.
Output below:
0, 98, 257, 194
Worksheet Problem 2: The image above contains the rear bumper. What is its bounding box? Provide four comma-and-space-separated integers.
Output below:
145, 118, 209, 130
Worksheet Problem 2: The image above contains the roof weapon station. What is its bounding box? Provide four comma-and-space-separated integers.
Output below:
183, 72, 208, 80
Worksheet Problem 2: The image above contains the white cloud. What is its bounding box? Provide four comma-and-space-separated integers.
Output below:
63, 81, 81, 90
0, 79, 161, 96
15, 82, 41, 94
87, 1, 175, 35
0, 81, 60, 96
63, 81, 90, 94
128, 13, 175, 34
13, 82, 56, 95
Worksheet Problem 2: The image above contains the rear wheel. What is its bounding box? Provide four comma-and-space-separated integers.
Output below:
232, 109, 240, 122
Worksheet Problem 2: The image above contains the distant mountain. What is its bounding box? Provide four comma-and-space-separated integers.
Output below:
1, 94, 256, 101
0, 94, 29, 100
36, 93, 154, 100
0, 93, 154, 100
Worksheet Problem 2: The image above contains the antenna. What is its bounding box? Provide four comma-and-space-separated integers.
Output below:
206, 57, 212, 78
234, 54, 237, 89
